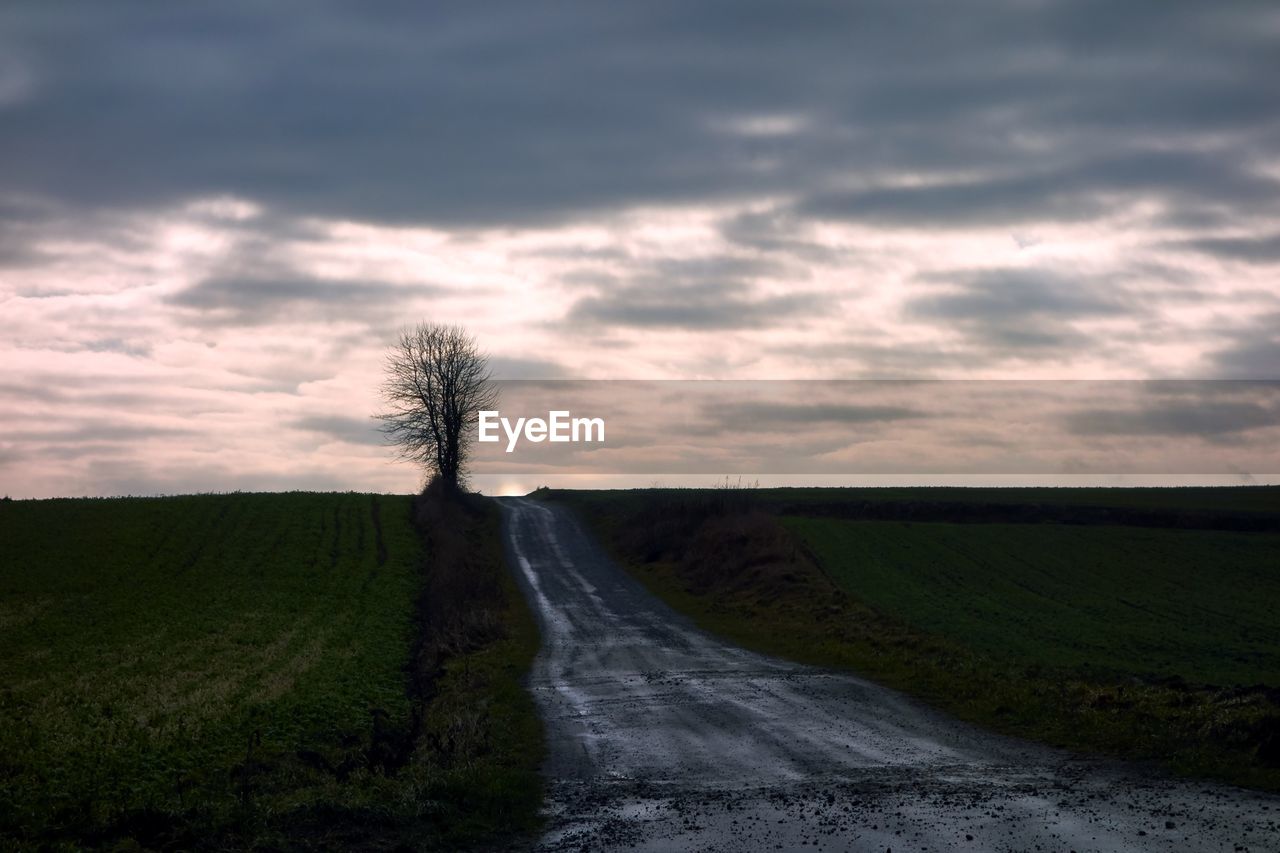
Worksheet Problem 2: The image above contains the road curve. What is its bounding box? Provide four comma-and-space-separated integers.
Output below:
497, 497, 1278, 852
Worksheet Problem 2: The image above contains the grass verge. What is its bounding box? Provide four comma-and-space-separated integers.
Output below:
397, 480, 544, 850
546, 487, 1280, 793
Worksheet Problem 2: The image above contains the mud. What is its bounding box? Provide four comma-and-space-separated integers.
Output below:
498, 497, 1279, 852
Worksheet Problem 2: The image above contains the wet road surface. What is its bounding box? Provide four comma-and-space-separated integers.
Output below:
498, 497, 1279, 851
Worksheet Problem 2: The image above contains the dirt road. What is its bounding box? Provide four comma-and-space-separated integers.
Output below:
498, 497, 1278, 851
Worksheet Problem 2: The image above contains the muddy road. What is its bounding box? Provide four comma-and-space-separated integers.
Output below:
498, 497, 1278, 851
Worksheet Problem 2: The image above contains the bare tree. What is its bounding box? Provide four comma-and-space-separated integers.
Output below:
378, 323, 497, 490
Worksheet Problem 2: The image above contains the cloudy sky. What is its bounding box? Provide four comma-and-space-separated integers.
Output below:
2, 1, 1278, 497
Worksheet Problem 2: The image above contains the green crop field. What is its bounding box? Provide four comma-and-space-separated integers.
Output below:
0, 492, 418, 845
785, 518, 1280, 686
0, 490, 543, 850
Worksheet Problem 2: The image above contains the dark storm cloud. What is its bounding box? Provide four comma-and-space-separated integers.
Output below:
1208, 314, 1280, 379
906, 269, 1130, 351
2, 0, 1277, 227
291, 415, 383, 446
775, 341, 988, 377
61, 338, 154, 358
0, 377, 162, 409
700, 401, 923, 432
718, 209, 847, 263
5, 423, 193, 444
1214, 340, 1280, 378
568, 279, 823, 331
1167, 233, 1280, 264
564, 252, 822, 331
488, 356, 569, 379
797, 151, 1280, 228
0, 197, 86, 268
1066, 401, 1277, 439
644, 256, 796, 283
167, 274, 437, 326
0, 230, 48, 268
727, 402, 921, 425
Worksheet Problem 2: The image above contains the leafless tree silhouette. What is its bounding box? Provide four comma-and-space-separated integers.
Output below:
378, 323, 497, 490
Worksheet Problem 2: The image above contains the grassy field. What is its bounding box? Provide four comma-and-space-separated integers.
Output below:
787, 518, 1280, 686
548, 486, 1280, 791
0, 490, 541, 850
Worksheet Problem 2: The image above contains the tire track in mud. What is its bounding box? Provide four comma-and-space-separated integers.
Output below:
499, 497, 1279, 852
